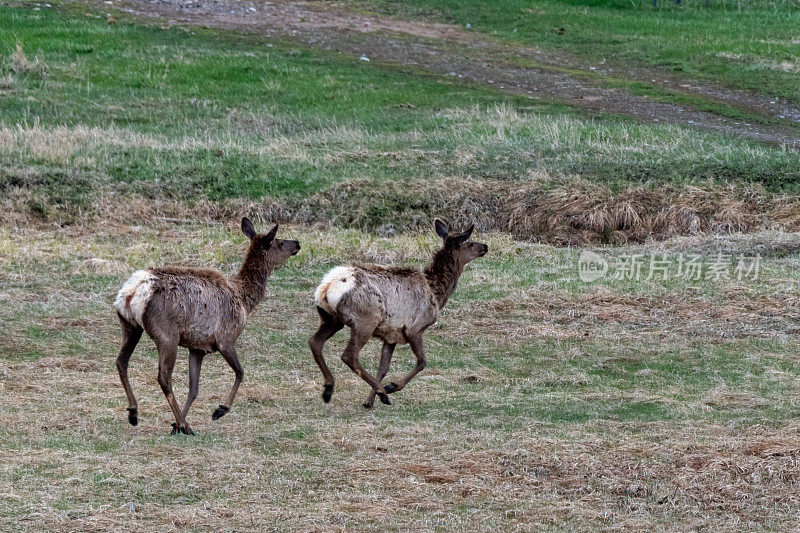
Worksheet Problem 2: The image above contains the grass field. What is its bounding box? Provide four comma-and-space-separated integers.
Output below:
2, 223, 800, 529
358, 0, 800, 100
2, 1, 800, 530
2, 7, 800, 243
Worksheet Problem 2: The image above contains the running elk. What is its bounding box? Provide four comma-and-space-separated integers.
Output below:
309, 219, 488, 408
113, 218, 300, 434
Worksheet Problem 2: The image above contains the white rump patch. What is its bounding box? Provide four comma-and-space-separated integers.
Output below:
314, 266, 355, 315
114, 270, 156, 328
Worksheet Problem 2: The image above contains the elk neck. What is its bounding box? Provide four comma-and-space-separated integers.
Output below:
232, 243, 278, 314
423, 246, 465, 309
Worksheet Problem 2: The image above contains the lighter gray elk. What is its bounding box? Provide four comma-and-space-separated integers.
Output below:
309, 219, 488, 408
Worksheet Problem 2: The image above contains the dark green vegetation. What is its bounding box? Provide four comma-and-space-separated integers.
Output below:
359, 0, 800, 100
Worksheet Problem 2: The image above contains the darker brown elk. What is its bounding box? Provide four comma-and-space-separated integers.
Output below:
113, 218, 300, 435
309, 219, 488, 408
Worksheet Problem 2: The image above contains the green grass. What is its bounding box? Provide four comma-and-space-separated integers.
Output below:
358, 0, 800, 100
2, 6, 800, 232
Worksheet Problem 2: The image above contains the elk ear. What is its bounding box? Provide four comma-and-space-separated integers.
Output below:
434, 219, 449, 240
264, 223, 279, 246
241, 217, 256, 240
453, 224, 475, 246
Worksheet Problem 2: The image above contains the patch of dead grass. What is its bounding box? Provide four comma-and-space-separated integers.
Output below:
9, 43, 46, 77
35, 356, 99, 372
702, 386, 770, 410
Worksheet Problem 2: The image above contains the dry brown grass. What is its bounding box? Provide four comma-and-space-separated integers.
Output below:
507, 177, 798, 244
0, 74, 14, 90
5, 174, 800, 245
9, 43, 46, 77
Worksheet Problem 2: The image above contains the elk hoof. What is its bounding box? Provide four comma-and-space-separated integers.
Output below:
362, 401, 373, 410
212, 405, 230, 420
170, 422, 195, 436
379, 393, 392, 405
322, 384, 334, 403
126, 407, 138, 426
384, 382, 400, 394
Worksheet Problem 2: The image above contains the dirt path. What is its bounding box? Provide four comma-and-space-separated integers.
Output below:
97, 0, 800, 146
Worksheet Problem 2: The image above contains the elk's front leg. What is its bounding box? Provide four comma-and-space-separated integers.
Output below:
363, 342, 395, 409
214, 345, 243, 420
340, 327, 391, 406
384, 334, 426, 395
155, 340, 193, 435
180, 350, 204, 430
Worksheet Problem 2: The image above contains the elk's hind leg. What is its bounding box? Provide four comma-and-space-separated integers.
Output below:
363, 342, 395, 409
309, 306, 343, 403
116, 313, 143, 426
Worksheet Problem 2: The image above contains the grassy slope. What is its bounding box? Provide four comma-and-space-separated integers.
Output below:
1, 6, 800, 231
359, 0, 800, 100
2, 224, 800, 529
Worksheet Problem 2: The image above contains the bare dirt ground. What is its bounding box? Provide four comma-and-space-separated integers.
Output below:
88, 0, 800, 147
